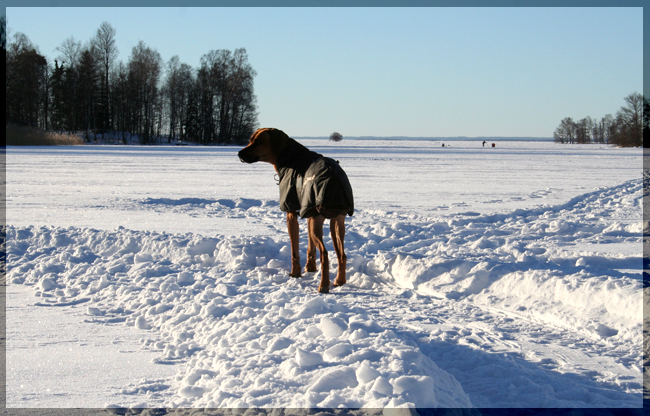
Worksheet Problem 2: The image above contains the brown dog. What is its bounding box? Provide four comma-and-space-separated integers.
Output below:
238, 128, 354, 293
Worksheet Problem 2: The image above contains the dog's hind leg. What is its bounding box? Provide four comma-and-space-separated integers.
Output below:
331, 214, 347, 287
305, 218, 318, 273
308, 215, 330, 293
287, 212, 301, 277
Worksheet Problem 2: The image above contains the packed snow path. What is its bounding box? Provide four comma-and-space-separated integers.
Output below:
5, 176, 643, 409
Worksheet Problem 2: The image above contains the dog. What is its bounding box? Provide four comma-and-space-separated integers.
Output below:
238, 128, 354, 293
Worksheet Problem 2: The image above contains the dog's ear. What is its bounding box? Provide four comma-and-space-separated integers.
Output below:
267, 128, 290, 155
250, 128, 269, 143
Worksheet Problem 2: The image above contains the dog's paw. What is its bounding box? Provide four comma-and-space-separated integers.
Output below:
290, 265, 302, 278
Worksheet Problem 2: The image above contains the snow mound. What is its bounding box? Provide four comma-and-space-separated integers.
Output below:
364, 179, 643, 344
5, 225, 471, 408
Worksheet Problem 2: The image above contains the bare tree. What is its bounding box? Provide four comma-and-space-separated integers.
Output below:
164, 56, 181, 142
196, 48, 257, 145
576, 117, 592, 144
329, 132, 343, 142
616, 92, 643, 147
53, 37, 84, 131
77, 45, 99, 140
92, 22, 118, 132
110, 61, 130, 143
56, 36, 82, 68
592, 114, 613, 144
553, 117, 576, 144
163, 55, 194, 142
226, 48, 258, 144
127, 41, 162, 144
593, 115, 613, 144
6, 32, 48, 128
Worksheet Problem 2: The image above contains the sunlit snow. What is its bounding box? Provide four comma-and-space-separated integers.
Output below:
3, 139, 645, 411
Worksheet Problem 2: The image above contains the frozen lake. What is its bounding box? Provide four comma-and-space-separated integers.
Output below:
3, 139, 645, 410
5, 139, 641, 235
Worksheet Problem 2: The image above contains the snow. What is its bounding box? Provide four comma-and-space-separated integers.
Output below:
6, 283, 179, 408
3, 139, 645, 411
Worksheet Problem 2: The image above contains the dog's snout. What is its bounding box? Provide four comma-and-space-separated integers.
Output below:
238, 148, 256, 164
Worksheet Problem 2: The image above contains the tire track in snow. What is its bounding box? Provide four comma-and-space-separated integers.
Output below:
349, 179, 642, 338
340, 178, 643, 407
339, 289, 641, 408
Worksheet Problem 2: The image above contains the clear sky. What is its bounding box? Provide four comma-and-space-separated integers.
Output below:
5, 7, 644, 138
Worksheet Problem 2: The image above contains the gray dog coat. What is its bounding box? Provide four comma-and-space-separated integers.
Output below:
276, 138, 354, 219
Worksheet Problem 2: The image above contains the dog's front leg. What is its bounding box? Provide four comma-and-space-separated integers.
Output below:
305, 218, 318, 273
286, 211, 301, 277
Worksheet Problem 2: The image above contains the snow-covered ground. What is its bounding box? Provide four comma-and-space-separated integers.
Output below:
3, 139, 645, 411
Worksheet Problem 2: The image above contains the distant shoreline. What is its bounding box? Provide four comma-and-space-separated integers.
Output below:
295, 136, 555, 142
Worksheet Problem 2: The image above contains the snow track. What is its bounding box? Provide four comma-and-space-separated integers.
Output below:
5, 176, 643, 409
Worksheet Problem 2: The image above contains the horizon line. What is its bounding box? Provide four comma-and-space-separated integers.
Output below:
294, 136, 555, 141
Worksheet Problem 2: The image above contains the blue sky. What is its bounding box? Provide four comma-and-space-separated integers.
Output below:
5, 7, 644, 138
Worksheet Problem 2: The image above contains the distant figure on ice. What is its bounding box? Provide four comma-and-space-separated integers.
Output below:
483, 141, 486, 147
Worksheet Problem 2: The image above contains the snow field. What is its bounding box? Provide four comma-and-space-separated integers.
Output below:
5, 175, 643, 408
4, 141, 645, 409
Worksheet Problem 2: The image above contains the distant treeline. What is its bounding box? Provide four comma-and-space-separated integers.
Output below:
553, 92, 647, 147
4, 17, 258, 145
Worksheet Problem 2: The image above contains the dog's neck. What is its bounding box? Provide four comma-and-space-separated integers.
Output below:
273, 138, 322, 174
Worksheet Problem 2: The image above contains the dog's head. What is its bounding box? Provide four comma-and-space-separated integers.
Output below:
238, 128, 290, 165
